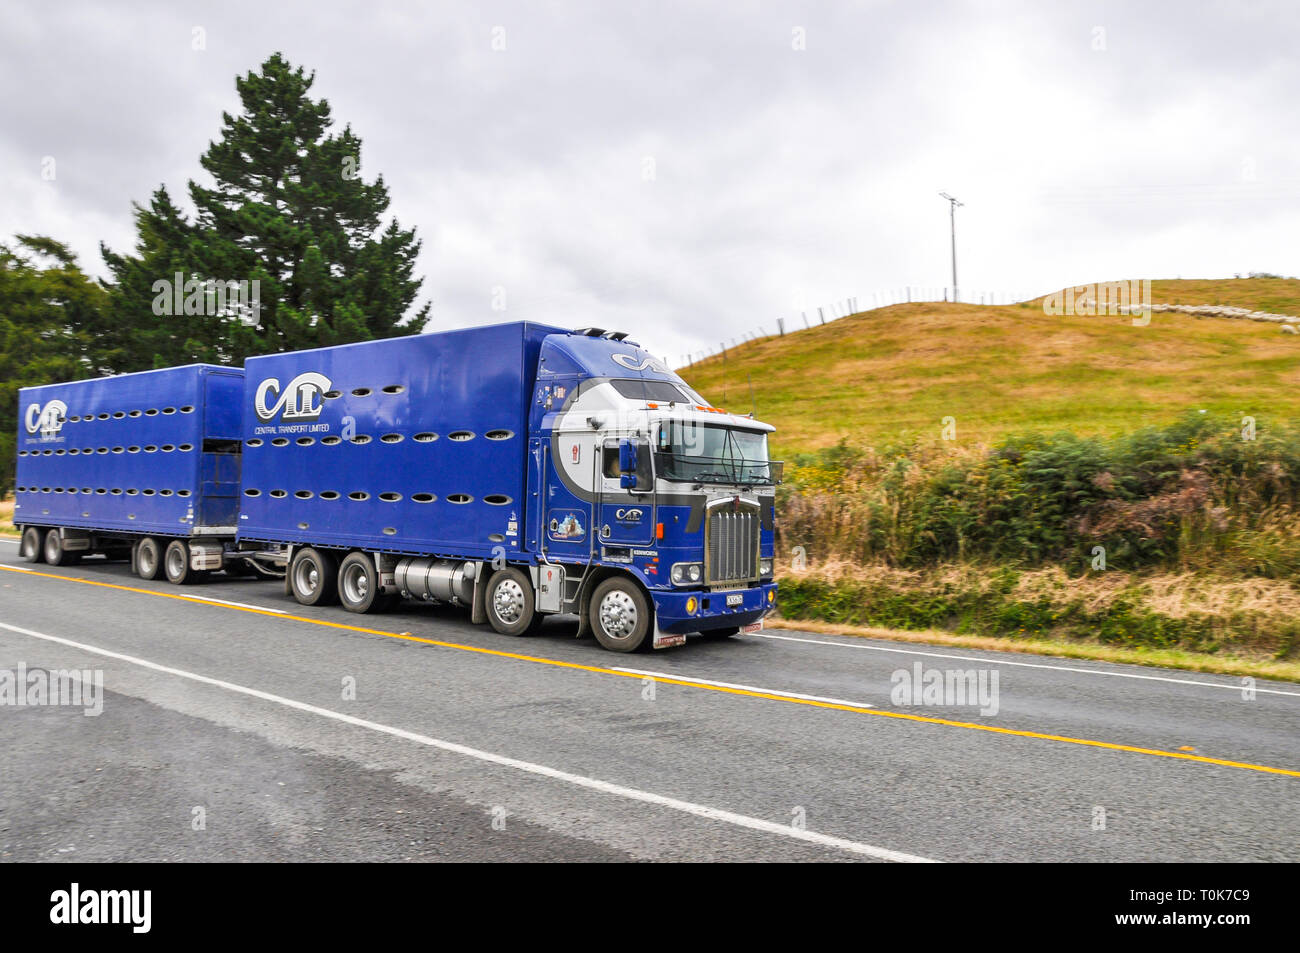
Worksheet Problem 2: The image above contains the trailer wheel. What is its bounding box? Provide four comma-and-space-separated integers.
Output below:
337, 552, 392, 614
20, 527, 46, 563
163, 539, 208, 585
42, 530, 81, 567
290, 548, 339, 606
136, 537, 164, 580
484, 567, 541, 636
590, 576, 651, 652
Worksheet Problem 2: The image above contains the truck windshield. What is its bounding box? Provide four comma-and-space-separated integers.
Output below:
655, 421, 780, 485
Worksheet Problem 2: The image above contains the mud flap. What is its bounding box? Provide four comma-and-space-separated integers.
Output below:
470, 561, 489, 624
652, 618, 686, 650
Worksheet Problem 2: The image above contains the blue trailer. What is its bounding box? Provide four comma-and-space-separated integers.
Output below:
14, 364, 245, 581
14, 323, 782, 652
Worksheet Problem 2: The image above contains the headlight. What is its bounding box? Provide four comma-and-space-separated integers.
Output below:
759, 558, 773, 577
671, 562, 703, 585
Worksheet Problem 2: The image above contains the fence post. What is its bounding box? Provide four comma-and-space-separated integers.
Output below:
777, 317, 785, 335
818, 307, 825, 325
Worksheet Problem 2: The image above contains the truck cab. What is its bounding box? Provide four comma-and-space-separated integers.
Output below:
526, 329, 780, 651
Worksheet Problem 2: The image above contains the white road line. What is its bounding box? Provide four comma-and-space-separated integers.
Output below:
755, 631, 1300, 698
613, 666, 875, 708
0, 620, 936, 863
3, 565, 35, 572
182, 595, 288, 614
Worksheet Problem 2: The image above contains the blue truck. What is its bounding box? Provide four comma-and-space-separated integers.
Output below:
14, 323, 782, 652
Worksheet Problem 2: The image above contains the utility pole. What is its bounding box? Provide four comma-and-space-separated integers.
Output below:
939, 191, 963, 302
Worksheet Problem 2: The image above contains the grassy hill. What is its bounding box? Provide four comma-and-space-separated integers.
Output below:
680, 277, 1300, 458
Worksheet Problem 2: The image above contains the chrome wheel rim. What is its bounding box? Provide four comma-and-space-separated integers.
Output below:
598, 590, 639, 641
167, 545, 185, 578
342, 563, 370, 604
493, 578, 525, 624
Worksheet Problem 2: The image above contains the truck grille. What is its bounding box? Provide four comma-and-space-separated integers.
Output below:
706, 501, 760, 586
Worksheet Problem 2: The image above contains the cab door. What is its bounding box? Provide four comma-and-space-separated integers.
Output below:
596, 438, 656, 546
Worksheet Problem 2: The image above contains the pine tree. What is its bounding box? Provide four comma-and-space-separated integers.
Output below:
102, 53, 429, 369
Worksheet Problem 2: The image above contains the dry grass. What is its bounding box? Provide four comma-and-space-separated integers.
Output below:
0, 497, 16, 536
682, 278, 1300, 457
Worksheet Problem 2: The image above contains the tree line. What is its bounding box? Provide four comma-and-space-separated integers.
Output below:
2, 53, 429, 494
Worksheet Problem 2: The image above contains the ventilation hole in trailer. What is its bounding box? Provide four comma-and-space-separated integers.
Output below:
67, 449, 78, 455
55, 449, 66, 455
68, 416, 80, 423
96, 447, 108, 454
144, 445, 157, 453
81, 487, 92, 494
97, 413, 110, 420
112, 447, 124, 454
380, 433, 402, 444
161, 445, 175, 453
95, 488, 107, 495
41, 487, 52, 493
324, 390, 342, 399
348, 491, 370, 501
488, 533, 505, 543
411, 493, 435, 503
319, 491, 340, 500
381, 384, 404, 395
141, 489, 155, 496
379, 492, 402, 502
128, 410, 141, 417
484, 494, 512, 506
113, 411, 125, 419
177, 490, 191, 497
159, 489, 173, 496
43, 449, 53, 455
413, 432, 438, 443
110, 488, 122, 495
296, 437, 315, 446
54, 487, 64, 494
271, 437, 290, 447
162, 407, 177, 415
447, 493, 473, 504
244, 489, 261, 497
321, 435, 341, 446
448, 431, 475, 442
128, 446, 140, 453
178, 443, 193, 452
485, 429, 514, 440
245, 438, 263, 448
83, 446, 94, 453
126, 489, 138, 496
180, 405, 195, 413
17, 451, 26, 457
382, 527, 397, 535
350, 435, 371, 445
145, 409, 158, 416
298, 522, 310, 530
295, 490, 313, 499
351, 387, 372, 397
269, 489, 287, 499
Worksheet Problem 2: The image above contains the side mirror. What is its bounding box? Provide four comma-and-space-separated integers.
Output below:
618, 437, 651, 491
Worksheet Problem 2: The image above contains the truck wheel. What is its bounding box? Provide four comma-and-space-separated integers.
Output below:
164, 539, 208, 585
485, 567, 542, 636
590, 577, 651, 653
42, 530, 81, 567
136, 537, 164, 580
337, 552, 392, 614
290, 548, 339, 606
20, 527, 46, 563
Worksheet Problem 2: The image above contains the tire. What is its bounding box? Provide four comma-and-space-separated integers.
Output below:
289, 547, 339, 606
590, 576, 652, 653
20, 526, 46, 563
136, 537, 164, 580
42, 530, 81, 567
163, 539, 208, 585
337, 552, 393, 614
701, 626, 741, 640
485, 566, 542, 636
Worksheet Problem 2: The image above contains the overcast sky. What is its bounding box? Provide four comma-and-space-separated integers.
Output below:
3, 1, 1298, 365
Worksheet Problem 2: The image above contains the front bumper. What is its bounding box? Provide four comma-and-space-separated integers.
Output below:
651, 582, 777, 634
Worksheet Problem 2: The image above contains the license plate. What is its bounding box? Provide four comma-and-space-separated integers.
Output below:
725, 593, 744, 606
742, 621, 763, 633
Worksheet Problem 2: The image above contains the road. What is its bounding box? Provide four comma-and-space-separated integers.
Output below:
1, 536, 1297, 862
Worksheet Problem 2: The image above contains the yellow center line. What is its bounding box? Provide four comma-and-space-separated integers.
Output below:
4, 564, 1299, 779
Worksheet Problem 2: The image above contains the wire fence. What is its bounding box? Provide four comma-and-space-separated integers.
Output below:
672, 286, 1039, 370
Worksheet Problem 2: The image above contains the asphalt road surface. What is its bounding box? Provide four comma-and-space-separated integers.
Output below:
2, 537, 1297, 862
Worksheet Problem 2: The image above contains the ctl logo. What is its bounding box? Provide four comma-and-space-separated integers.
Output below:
254, 372, 331, 422
24, 400, 67, 437
615, 507, 644, 522
611, 353, 669, 374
